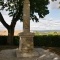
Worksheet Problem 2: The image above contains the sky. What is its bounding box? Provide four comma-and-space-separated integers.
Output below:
45, 0, 60, 20
0, 0, 60, 31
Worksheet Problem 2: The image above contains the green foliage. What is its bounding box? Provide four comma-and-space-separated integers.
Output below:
30, 0, 49, 22
0, 36, 7, 45
34, 35, 60, 47
0, 0, 49, 22
0, 0, 4, 5
13, 36, 19, 45
0, 35, 60, 47
0, 36, 19, 45
34, 31, 40, 35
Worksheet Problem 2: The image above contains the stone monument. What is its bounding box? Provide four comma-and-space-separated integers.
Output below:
16, 0, 39, 57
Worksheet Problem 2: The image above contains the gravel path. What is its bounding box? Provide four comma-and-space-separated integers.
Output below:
0, 48, 60, 60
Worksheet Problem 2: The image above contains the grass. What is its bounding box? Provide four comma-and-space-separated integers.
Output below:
34, 31, 60, 35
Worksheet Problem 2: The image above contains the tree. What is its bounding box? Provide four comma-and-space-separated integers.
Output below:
0, 0, 23, 45
0, 0, 49, 45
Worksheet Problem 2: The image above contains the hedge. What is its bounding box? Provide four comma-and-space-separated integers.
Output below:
34, 35, 60, 47
0, 35, 60, 47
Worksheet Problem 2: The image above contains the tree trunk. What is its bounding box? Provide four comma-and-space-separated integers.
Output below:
7, 28, 14, 45
0, 12, 19, 45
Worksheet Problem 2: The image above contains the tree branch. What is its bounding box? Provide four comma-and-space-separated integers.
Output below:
0, 12, 9, 29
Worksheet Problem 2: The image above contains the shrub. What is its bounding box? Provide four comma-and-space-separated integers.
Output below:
34, 35, 60, 47
0, 36, 7, 45
13, 36, 19, 45
0, 35, 60, 47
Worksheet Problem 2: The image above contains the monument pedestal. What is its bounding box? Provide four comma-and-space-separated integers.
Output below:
16, 0, 39, 58
16, 32, 39, 57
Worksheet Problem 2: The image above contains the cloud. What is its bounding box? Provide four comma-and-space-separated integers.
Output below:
48, 0, 60, 10
0, 2, 60, 31
0, 18, 60, 31
30, 19, 60, 30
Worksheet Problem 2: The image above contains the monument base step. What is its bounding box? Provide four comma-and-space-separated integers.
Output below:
16, 49, 39, 57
